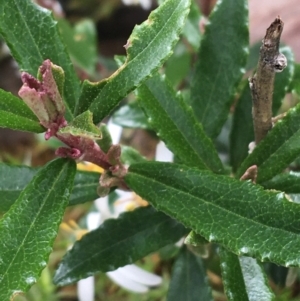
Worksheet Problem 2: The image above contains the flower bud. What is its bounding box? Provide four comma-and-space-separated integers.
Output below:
18, 59, 67, 139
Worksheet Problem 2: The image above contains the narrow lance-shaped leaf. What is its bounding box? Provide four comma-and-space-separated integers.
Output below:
167, 246, 213, 301
53, 206, 188, 286
76, 0, 191, 123
112, 102, 151, 130
0, 0, 80, 120
189, 0, 249, 138
290, 63, 300, 97
164, 42, 192, 88
219, 248, 249, 301
137, 73, 224, 173
262, 172, 300, 193
182, 0, 202, 50
58, 19, 97, 76
0, 89, 44, 133
0, 163, 99, 213
230, 82, 254, 171
237, 103, 300, 183
0, 158, 76, 300
219, 247, 275, 301
125, 162, 300, 267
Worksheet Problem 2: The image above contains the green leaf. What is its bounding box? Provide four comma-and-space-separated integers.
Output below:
121, 146, 147, 165
137, 73, 224, 173
53, 206, 187, 286
0, 89, 44, 133
290, 63, 300, 96
0, 0, 81, 120
97, 124, 113, 153
272, 47, 295, 114
165, 42, 192, 87
189, 0, 249, 138
58, 19, 97, 76
167, 246, 213, 301
0, 164, 99, 212
69, 170, 100, 206
230, 82, 254, 171
0, 164, 37, 213
76, 0, 191, 122
58, 110, 101, 139
237, 103, 300, 183
112, 102, 151, 129
262, 172, 300, 193
245, 42, 260, 71
182, 0, 202, 50
125, 162, 300, 267
219, 248, 249, 301
0, 158, 76, 299
219, 247, 275, 301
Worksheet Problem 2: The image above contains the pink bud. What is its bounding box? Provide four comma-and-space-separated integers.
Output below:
18, 59, 67, 139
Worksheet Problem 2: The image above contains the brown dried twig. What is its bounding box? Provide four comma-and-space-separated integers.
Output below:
249, 17, 287, 144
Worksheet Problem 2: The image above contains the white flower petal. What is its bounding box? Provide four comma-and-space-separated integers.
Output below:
95, 196, 117, 221
117, 264, 162, 287
107, 119, 123, 144
140, 0, 152, 9
107, 270, 149, 293
155, 141, 173, 162
77, 276, 94, 301
86, 212, 101, 231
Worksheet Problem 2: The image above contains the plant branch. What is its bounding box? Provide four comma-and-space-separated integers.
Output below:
249, 17, 287, 144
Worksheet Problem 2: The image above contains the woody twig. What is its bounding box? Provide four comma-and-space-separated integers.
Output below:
249, 17, 287, 144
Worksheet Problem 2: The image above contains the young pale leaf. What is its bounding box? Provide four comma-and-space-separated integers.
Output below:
125, 162, 300, 267
262, 172, 300, 193
0, 158, 76, 300
76, 0, 191, 123
237, 103, 300, 183
167, 247, 213, 301
137, 74, 224, 173
0, 0, 80, 120
112, 102, 151, 130
239, 256, 275, 301
0, 89, 44, 133
59, 110, 101, 139
230, 82, 254, 171
53, 206, 187, 286
219, 248, 274, 301
189, 0, 248, 138
0, 164, 99, 213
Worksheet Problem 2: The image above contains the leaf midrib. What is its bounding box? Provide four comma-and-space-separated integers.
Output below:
128, 170, 299, 239
141, 83, 212, 170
